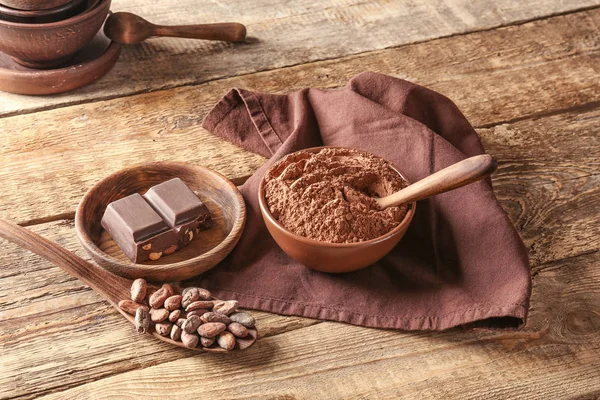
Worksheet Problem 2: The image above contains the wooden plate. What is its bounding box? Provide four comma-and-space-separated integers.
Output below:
0, 26, 120, 95
75, 162, 246, 282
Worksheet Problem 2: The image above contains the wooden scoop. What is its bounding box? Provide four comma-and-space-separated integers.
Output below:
104, 12, 247, 45
376, 154, 497, 209
0, 219, 257, 353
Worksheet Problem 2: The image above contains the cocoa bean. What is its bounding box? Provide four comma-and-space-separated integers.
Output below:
227, 322, 249, 338
164, 295, 182, 311
175, 318, 187, 328
236, 329, 257, 350
145, 286, 157, 301
170, 324, 182, 341
119, 299, 149, 315
149, 308, 169, 322
185, 300, 214, 312
197, 288, 212, 300
229, 312, 256, 328
162, 283, 174, 296
212, 300, 238, 315
168, 309, 182, 322
155, 322, 172, 336
181, 331, 199, 348
186, 309, 209, 318
200, 312, 231, 324
181, 287, 200, 308
130, 278, 147, 303
134, 307, 150, 334
182, 315, 202, 333
181, 286, 194, 297
217, 331, 236, 351
197, 322, 226, 338
149, 287, 169, 308
200, 336, 215, 347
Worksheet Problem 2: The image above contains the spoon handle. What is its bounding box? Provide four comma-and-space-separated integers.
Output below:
152, 22, 246, 42
377, 154, 497, 209
0, 219, 130, 304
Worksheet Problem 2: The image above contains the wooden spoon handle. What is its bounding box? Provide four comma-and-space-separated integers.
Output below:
0, 219, 130, 303
152, 22, 247, 42
377, 154, 497, 209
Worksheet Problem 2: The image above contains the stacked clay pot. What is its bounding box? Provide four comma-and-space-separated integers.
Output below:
0, 0, 111, 68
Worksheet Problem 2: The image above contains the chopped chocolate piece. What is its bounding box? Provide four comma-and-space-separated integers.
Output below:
144, 178, 210, 228
100, 179, 213, 263
101, 194, 169, 261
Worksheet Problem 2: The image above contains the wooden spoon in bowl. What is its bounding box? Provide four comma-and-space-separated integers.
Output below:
376, 154, 497, 209
0, 219, 257, 353
104, 12, 247, 45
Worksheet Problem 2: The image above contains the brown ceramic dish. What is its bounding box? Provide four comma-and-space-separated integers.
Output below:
258, 146, 416, 273
75, 162, 246, 282
0, 0, 86, 23
0, 27, 120, 95
0, 0, 74, 10
0, 0, 109, 68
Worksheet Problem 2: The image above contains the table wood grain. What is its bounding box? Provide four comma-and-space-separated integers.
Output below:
0, 1, 599, 399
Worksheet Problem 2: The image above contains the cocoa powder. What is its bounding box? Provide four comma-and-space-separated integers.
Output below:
264, 148, 409, 243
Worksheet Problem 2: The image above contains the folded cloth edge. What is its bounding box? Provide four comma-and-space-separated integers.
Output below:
210, 289, 528, 331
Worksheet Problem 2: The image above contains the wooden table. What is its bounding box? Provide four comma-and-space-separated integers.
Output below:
1, 1, 599, 398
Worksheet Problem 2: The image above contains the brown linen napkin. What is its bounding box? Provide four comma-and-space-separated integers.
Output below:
197, 72, 531, 330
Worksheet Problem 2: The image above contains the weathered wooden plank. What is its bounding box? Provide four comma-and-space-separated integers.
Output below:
35, 251, 600, 400
480, 112, 600, 266
497, 172, 599, 268
1, 107, 598, 398
1, 9, 599, 225
0, 0, 598, 116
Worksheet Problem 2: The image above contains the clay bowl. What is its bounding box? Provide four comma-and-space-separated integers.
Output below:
258, 146, 416, 273
0, 26, 121, 95
0, 0, 86, 23
0, 0, 109, 68
0, 0, 73, 10
75, 162, 246, 282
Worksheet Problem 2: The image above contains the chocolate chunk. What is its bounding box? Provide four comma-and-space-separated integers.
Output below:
144, 178, 211, 228
101, 178, 212, 263
101, 194, 169, 261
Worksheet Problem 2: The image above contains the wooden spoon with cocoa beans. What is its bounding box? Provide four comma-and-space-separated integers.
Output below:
0, 219, 257, 353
